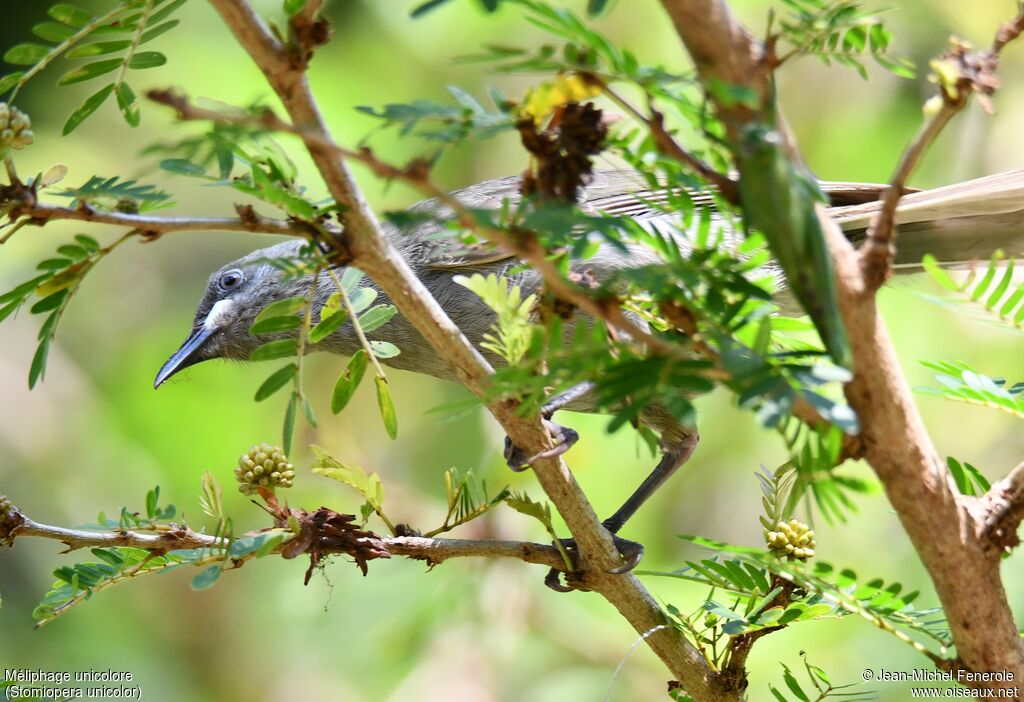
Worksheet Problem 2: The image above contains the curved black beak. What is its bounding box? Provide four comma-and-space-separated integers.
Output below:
154, 326, 215, 389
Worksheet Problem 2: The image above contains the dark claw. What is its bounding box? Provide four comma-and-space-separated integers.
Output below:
605, 536, 645, 574
544, 567, 576, 592
503, 420, 579, 472
503, 436, 532, 472
543, 532, 645, 592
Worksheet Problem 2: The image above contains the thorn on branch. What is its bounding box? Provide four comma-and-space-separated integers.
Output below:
287, 0, 332, 70
0, 494, 25, 547
979, 461, 1024, 554
235, 203, 261, 230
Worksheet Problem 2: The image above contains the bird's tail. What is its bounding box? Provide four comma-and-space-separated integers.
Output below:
832, 169, 1024, 271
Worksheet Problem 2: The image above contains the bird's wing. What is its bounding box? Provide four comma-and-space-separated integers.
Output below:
421, 170, 895, 270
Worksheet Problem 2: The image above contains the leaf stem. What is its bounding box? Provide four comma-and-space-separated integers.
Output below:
115, 0, 155, 90
9, 4, 131, 101
322, 265, 388, 380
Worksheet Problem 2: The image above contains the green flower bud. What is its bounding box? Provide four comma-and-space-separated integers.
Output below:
234, 444, 296, 493
0, 103, 32, 150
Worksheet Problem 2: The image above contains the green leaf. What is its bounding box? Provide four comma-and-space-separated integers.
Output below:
57, 243, 88, 260
250, 339, 299, 361
309, 308, 346, 344
375, 376, 398, 439
57, 58, 122, 85
254, 295, 306, 324
160, 158, 205, 176
348, 287, 378, 314
922, 254, 959, 291
0, 72, 25, 95
49, 3, 93, 28
284, 0, 308, 16
127, 51, 167, 69
191, 566, 222, 590
310, 445, 384, 509
74, 234, 100, 252
140, 20, 180, 43
283, 393, 298, 455
63, 83, 115, 135
32, 22, 76, 43
66, 41, 133, 59
249, 315, 303, 335
782, 664, 810, 701
369, 340, 401, 358
254, 364, 296, 401
28, 338, 50, 389
738, 126, 850, 368
0, 274, 51, 305
37, 258, 73, 271
145, 487, 159, 519
0, 300, 21, 324
331, 350, 368, 414
4, 43, 51, 66
31, 289, 69, 314
411, 0, 451, 18
358, 304, 397, 333
116, 82, 140, 127
148, 0, 189, 24
301, 394, 317, 428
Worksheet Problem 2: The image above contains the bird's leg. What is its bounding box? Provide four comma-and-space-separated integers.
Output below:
544, 431, 699, 591
602, 432, 698, 536
503, 382, 594, 472
502, 384, 699, 590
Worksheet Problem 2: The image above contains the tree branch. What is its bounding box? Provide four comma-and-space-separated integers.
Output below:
204, 1, 722, 697
596, 80, 738, 202
0, 502, 565, 570
977, 460, 1024, 552
657, 0, 1024, 690
861, 17, 1024, 288
3, 200, 305, 238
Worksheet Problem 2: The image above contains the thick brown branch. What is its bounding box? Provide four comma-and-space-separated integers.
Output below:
658, 0, 1024, 693
205, 1, 720, 697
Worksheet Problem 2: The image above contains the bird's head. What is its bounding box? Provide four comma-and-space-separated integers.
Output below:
154, 240, 308, 388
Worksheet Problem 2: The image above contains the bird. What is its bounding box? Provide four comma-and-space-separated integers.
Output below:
154, 168, 1024, 581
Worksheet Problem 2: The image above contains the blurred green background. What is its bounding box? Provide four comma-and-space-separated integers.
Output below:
1, 1, 1022, 700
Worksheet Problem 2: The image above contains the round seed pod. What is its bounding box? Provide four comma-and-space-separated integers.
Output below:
0, 103, 33, 151
765, 517, 817, 561
235, 444, 296, 494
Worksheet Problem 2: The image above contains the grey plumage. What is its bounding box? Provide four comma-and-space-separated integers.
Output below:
162, 168, 1024, 388
155, 168, 1024, 544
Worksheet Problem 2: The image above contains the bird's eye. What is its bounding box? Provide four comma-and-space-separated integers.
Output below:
218, 269, 244, 291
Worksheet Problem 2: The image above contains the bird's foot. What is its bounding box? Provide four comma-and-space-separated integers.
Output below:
544, 526, 645, 593
503, 419, 579, 472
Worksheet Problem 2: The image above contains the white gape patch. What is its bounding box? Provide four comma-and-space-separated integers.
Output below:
203, 299, 236, 331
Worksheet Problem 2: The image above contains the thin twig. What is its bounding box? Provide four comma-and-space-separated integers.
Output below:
322, 265, 388, 381
597, 81, 738, 202
3, 201, 306, 239
4, 509, 566, 570
861, 6, 1024, 289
